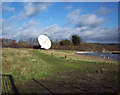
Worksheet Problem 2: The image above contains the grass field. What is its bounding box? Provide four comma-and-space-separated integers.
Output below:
2, 48, 119, 94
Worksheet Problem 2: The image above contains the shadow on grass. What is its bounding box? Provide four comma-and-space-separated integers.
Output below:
32, 78, 54, 95
1, 74, 20, 95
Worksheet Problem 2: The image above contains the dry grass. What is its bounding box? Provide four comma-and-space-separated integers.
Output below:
2, 48, 119, 94
40, 49, 118, 64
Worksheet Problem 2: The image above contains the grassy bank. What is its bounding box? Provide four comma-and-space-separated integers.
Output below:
2, 48, 119, 94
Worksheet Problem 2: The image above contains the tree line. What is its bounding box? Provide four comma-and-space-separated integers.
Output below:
0, 34, 118, 52
0, 38, 39, 48
0, 34, 82, 48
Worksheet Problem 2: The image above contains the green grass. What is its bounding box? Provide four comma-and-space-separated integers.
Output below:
2, 48, 119, 93
40, 49, 118, 63
2, 48, 118, 82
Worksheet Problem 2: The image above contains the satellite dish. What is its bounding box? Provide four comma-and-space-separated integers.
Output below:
38, 35, 51, 49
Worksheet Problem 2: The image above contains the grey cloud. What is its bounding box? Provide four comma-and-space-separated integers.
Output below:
79, 27, 118, 43
76, 14, 104, 28
2, 18, 15, 37
2, 18, 118, 43
65, 5, 73, 10
12, 20, 41, 40
2, 3, 15, 12
2, 19, 41, 40
67, 9, 81, 25
0, 19, 2, 38
2, 16, 20, 39
94, 6, 112, 15
66, 9, 104, 28
23, 2, 50, 17
40, 24, 118, 43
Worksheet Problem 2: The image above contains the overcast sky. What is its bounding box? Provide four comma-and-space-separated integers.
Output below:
2, 2, 118, 43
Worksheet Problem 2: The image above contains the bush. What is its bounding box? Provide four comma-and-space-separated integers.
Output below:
60, 40, 72, 46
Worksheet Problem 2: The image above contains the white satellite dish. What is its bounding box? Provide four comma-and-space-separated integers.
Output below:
38, 35, 51, 49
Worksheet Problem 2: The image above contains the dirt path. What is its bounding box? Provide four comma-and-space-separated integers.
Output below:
16, 70, 119, 94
